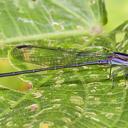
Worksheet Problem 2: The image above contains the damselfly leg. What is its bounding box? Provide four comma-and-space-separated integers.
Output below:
109, 63, 112, 79
111, 66, 128, 88
124, 67, 128, 87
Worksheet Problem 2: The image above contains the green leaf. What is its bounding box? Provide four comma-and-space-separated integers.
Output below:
0, 0, 107, 45
105, 0, 128, 31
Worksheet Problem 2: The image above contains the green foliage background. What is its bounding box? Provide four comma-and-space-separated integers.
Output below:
0, 0, 128, 128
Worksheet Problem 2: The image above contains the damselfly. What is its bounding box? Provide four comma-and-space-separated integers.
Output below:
0, 45, 128, 82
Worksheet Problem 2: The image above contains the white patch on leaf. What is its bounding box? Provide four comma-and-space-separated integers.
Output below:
70, 95, 84, 105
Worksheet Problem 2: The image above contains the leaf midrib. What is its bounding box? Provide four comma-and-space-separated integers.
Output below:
0, 30, 88, 44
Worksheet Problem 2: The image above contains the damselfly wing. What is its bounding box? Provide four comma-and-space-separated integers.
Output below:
0, 45, 128, 78
11, 45, 109, 68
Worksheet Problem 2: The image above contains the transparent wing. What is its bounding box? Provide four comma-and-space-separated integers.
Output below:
10, 45, 110, 68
